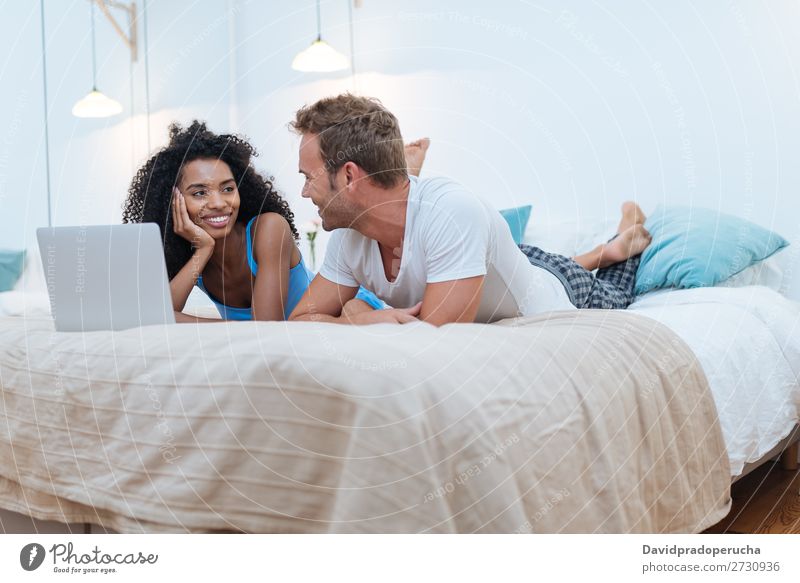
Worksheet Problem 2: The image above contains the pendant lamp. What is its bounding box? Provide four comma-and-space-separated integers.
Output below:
72, 0, 122, 118
292, 0, 349, 72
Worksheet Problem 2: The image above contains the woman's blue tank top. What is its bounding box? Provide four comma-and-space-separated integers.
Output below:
195, 215, 383, 320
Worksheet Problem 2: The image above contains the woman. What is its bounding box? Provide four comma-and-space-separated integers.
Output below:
123, 121, 428, 322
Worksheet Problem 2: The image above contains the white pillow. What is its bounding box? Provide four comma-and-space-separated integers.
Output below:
0, 247, 51, 317
716, 253, 785, 291
522, 216, 617, 257
12, 246, 47, 294
748, 245, 799, 300
0, 291, 51, 317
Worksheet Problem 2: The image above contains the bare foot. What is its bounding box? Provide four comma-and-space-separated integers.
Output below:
617, 201, 646, 233
598, 224, 651, 268
405, 138, 430, 177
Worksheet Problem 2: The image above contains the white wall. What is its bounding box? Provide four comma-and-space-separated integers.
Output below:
0, 2, 49, 250
233, 0, 800, 264
3, 0, 800, 283
0, 0, 233, 250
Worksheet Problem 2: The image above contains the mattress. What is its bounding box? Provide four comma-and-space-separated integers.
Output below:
0, 308, 730, 533
628, 286, 800, 476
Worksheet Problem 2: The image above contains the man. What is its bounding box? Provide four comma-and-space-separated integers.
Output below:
289, 94, 650, 326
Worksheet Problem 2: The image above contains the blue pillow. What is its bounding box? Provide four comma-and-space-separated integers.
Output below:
499, 205, 532, 245
0, 249, 26, 292
635, 206, 789, 295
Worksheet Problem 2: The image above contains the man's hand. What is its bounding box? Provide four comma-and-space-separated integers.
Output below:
289, 274, 358, 323
350, 302, 421, 325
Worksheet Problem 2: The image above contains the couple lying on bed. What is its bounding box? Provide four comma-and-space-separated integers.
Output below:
123, 93, 651, 326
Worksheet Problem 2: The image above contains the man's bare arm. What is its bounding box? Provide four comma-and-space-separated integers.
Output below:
289, 275, 419, 324
419, 276, 485, 326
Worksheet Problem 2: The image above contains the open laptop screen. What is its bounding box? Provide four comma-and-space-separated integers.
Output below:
36, 223, 175, 331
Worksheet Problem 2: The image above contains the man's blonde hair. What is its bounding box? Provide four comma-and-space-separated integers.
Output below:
291, 93, 408, 189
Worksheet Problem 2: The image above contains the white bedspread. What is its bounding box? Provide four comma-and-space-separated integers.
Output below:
629, 286, 800, 476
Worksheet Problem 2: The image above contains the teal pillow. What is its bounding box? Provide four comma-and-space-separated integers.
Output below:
635, 206, 789, 295
499, 205, 532, 245
0, 249, 26, 291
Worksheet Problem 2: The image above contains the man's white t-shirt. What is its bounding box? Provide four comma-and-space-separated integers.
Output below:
319, 176, 576, 323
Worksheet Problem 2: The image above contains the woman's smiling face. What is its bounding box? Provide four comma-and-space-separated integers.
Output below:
178, 158, 240, 238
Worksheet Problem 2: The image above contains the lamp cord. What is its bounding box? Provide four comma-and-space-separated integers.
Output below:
90, 0, 97, 90
315, 0, 321, 41
39, 0, 53, 228
129, 30, 135, 173
143, 0, 151, 151
348, 0, 356, 90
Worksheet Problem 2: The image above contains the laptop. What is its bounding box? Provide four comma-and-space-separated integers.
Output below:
36, 223, 176, 331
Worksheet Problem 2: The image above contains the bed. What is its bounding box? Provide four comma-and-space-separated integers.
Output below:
1, 224, 799, 533
628, 286, 800, 478
0, 283, 798, 533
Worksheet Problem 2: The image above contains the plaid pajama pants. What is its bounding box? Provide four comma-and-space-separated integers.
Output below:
518, 243, 640, 309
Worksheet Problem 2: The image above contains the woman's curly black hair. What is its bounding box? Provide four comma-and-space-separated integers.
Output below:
123, 120, 298, 279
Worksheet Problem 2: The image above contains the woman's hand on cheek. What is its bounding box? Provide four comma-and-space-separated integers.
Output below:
172, 187, 215, 250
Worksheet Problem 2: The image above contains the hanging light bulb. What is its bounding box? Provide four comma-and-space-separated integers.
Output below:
292, 0, 349, 73
292, 39, 350, 72
72, 89, 123, 118
73, 0, 122, 118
